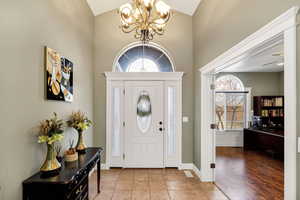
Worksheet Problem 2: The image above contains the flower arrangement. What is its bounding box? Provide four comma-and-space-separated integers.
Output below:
38, 112, 64, 144
38, 113, 64, 175
67, 111, 92, 132
67, 111, 92, 154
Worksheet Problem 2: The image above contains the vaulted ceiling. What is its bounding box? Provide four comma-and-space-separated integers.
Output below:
86, 0, 202, 16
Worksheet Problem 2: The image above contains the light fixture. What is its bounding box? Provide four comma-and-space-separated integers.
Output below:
119, 0, 171, 42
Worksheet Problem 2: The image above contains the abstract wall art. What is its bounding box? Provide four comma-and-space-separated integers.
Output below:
45, 47, 73, 102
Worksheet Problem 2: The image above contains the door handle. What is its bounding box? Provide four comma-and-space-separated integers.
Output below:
159, 121, 163, 125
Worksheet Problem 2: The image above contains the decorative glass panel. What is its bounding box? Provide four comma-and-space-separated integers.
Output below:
137, 91, 152, 133
215, 75, 244, 91
112, 88, 121, 157
117, 45, 173, 72
167, 87, 176, 155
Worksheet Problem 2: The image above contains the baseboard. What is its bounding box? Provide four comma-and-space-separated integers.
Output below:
101, 163, 109, 170
179, 163, 194, 170
192, 164, 202, 181
179, 163, 202, 180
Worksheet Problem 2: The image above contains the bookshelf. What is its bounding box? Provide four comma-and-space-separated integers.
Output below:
253, 96, 284, 127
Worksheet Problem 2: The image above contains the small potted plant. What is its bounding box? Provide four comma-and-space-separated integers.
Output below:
64, 139, 78, 162
38, 113, 64, 176
67, 111, 92, 154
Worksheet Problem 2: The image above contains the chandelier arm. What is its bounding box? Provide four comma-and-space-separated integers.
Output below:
137, 5, 146, 24
149, 24, 164, 35
122, 26, 139, 33
120, 13, 138, 26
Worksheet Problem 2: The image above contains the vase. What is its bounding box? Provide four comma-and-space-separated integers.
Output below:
40, 144, 61, 177
76, 131, 86, 154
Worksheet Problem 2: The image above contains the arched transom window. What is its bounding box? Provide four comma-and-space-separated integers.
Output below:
215, 75, 246, 131
114, 43, 174, 72
215, 75, 244, 91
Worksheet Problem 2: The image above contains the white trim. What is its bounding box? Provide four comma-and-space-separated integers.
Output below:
112, 42, 176, 72
198, 6, 299, 200
179, 163, 202, 181
101, 164, 109, 170
193, 164, 202, 181
105, 80, 112, 169
283, 22, 297, 200
178, 163, 194, 170
104, 72, 184, 81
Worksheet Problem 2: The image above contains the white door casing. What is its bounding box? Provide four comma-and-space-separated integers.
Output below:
198, 7, 299, 200
124, 81, 164, 168
105, 72, 183, 169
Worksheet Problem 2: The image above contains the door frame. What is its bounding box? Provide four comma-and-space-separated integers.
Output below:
198, 7, 299, 200
105, 72, 184, 169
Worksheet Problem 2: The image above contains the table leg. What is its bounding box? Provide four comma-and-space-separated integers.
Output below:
97, 159, 100, 193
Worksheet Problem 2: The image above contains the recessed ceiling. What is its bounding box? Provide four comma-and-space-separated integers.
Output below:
220, 42, 284, 73
86, 0, 202, 16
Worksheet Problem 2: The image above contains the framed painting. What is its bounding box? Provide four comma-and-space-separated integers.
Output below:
45, 47, 73, 102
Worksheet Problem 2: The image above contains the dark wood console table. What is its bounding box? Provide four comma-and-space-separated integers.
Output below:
244, 128, 284, 160
23, 147, 103, 200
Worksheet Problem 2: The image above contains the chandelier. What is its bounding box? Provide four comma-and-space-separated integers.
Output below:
119, 0, 171, 42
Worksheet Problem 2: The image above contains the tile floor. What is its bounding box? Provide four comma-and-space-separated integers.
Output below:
91, 168, 228, 200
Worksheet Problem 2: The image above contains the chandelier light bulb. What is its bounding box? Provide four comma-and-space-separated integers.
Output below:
143, 0, 155, 9
155, 1, 170, 17
120, 3, 133, 17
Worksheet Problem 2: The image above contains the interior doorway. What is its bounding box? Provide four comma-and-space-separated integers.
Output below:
199, 7, 298, 200
213, 40, 285, 199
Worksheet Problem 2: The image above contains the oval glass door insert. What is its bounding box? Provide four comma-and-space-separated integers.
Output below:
137, 91, 152, 133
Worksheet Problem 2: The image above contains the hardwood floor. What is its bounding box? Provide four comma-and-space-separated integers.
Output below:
92, 168, 229, 200
215, 147, 284, 200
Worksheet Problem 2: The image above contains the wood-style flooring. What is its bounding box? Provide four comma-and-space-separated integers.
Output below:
91, 168, 228, 200
215, 147, 284, 200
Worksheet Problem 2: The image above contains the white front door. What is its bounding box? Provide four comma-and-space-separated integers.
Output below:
124, 81, 164, 168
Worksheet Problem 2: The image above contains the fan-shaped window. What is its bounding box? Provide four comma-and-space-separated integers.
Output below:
114, 43, 174, 72
215, 75, 247, 131
215, 75, 244, 91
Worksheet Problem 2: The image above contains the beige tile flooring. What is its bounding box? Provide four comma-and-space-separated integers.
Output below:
92, 168, 228, 200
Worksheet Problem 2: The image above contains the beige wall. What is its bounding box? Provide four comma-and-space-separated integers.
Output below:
93, 10, 194, 163
193, 0, 300, 197
0, 0, 94, 199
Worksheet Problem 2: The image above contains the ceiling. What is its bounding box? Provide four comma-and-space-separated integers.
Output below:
86, 0, 202, 16
220, 42, 284, 73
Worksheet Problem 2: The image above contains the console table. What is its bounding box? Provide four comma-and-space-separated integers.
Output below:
23, 147, 103, 200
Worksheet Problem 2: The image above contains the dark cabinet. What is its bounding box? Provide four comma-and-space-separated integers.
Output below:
23, 147, 103, 200
244, 128, 284, 160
